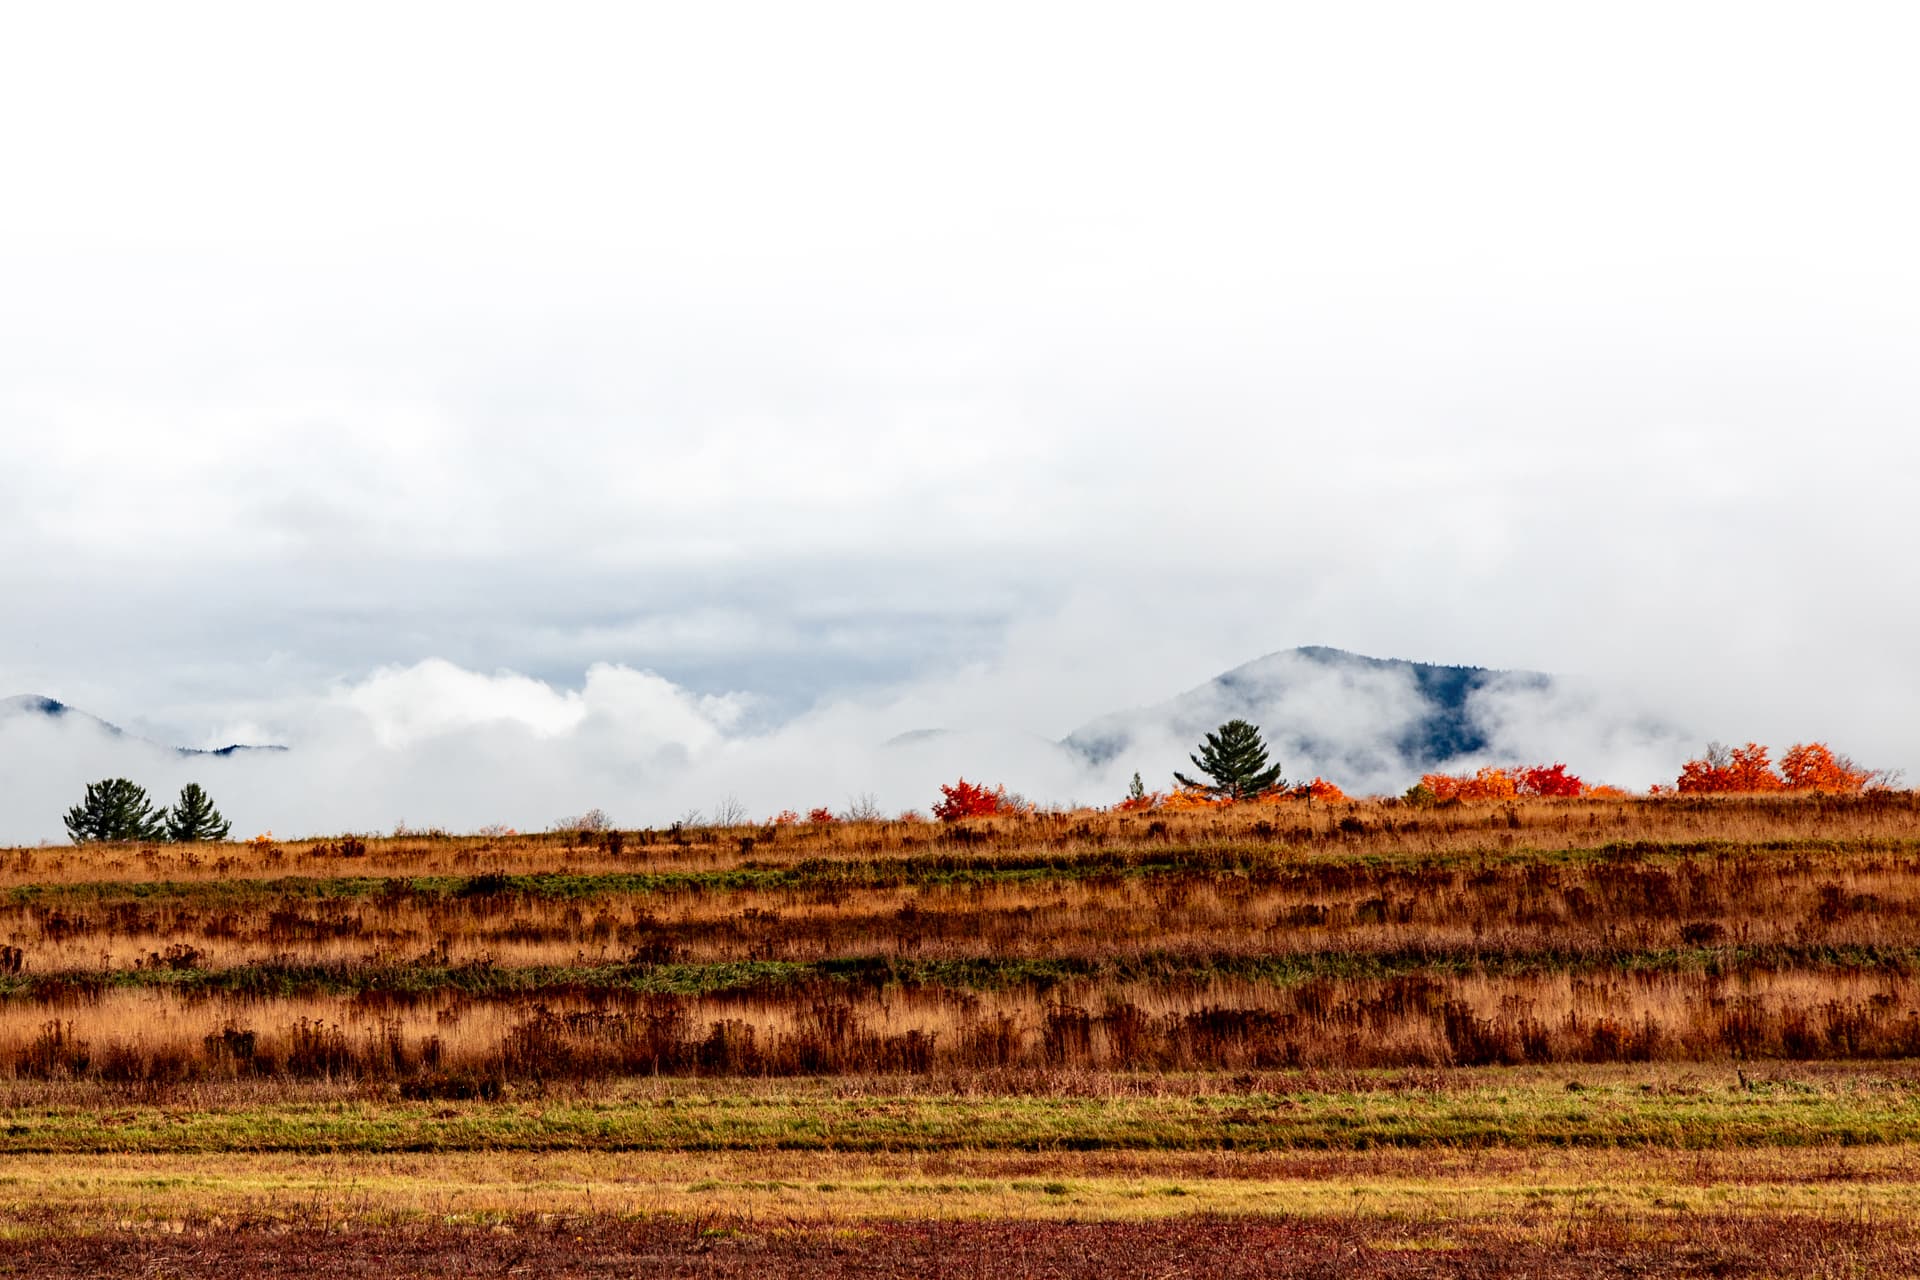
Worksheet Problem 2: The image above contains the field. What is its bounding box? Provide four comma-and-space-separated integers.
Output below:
5, 794, 1920, 1274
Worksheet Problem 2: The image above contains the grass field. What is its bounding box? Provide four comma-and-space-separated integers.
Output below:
4, 794, 1920, 1275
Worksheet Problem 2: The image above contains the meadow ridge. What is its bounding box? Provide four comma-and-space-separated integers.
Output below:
4, 793, 1920, 1275
16, 5, 1920, 1274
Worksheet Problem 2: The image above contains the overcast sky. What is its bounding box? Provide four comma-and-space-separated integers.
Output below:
3, 3, 1918, 835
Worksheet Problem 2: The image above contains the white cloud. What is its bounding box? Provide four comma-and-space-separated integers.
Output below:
1, 2, 1917, 816
340, 660, 592, 748
0, 641, 1724, 844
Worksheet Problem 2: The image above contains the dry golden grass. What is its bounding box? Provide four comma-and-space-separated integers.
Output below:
5, 790, 1920, 1274
9, 840, 1920, 972
8, 790, 1918, 888
1, 793, 1920, 1083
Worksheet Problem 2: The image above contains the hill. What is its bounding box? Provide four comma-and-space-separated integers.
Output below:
0, 694, 283, 757
1061, 645, 1554, 786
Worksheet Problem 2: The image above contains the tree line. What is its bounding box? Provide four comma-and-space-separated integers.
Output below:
53, 723, 1894, 843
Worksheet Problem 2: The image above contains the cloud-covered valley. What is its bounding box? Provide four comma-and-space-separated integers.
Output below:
1, 643, 1716, 844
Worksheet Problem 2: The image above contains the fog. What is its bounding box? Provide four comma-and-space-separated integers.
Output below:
3, 4, 1917, 841
0, 641, 1729, 843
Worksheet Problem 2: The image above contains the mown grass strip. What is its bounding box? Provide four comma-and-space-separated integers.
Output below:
2, 1079, 1918, 1154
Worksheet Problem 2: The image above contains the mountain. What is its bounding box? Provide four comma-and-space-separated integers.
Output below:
0, 695, 285, 757
1061, 646, 1556, 787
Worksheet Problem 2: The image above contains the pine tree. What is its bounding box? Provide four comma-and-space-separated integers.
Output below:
63, 778, 166, 843
165, 783, 232, 842
1127, 772, 1147, 804
1173, 719, 1285, 799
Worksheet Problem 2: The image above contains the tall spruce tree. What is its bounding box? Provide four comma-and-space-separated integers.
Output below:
165, 783, 232, 842
1173, 719, 1285, 799
63, 778, 166, 843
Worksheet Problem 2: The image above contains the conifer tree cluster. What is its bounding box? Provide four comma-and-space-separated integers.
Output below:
63, 779, 232, 844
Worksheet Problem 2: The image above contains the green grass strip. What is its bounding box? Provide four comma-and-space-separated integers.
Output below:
1, 1078, 1917, 1154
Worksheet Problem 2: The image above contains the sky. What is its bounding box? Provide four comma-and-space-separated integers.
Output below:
3, 3, 1918, 839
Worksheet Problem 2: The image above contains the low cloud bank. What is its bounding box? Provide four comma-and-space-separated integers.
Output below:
1065, 650, 1697, 799
0, 649, 1712, 845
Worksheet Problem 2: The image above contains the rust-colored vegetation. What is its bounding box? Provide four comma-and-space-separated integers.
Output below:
1420, 763, 1592, 800
1670, 740, 1887, 795
11, 785, 1920, 1274
1, 792, 1919, 1089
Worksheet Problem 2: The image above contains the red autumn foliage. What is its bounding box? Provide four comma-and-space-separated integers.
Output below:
1424, 763, 1593, 801
932, 778, 1018, 821
1516, 763, 1585, 798
807, 807, 837, 824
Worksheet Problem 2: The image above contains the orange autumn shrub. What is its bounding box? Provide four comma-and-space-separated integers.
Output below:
1424, 763, 1598, 800
1678, 741, 1879, 794
1421, 767, 1519, 801
1678, 742, 1783, 794
1464, 767, 1519, 800
1257, 778, 1348, 803
1726, 743, 1784, 793
1160, 785, 1232, 812
1780, 742, 1872, 793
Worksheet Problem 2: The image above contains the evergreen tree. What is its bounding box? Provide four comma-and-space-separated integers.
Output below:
1173, 719, 1285, 799
1127, 772, 1148, 803
63, 778, 166, 843
165, 783, 232, 842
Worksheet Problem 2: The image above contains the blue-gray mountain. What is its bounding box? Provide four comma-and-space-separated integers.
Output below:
0, 696, 283, 757
1061, 646, 1559, 785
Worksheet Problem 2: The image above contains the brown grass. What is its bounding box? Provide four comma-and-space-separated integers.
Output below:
0, 795, 1916, 1085
7, 790, 1918, 887
9, 838, 1920, 972
7, 793, 1920, 1272
4, 965, 1920, 1087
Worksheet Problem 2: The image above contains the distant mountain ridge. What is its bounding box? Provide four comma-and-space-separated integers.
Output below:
0, 695, 284, 757
9, 646, 1667, 794
1061, 646, 1554, 787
